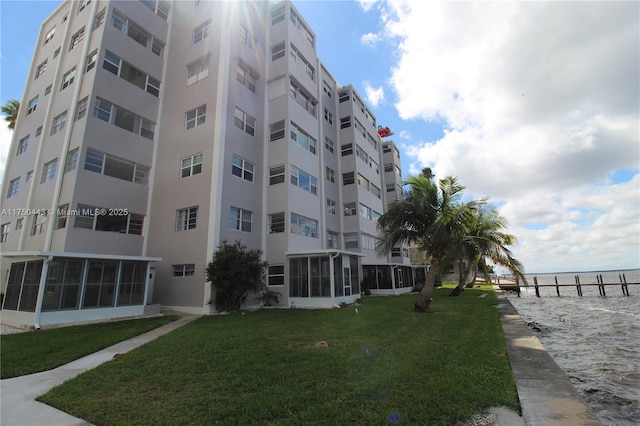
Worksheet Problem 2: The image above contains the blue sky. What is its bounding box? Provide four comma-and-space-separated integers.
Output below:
1, 0, 639, 274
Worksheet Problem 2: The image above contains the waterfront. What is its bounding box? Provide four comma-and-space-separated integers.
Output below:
506, 270, 640, 426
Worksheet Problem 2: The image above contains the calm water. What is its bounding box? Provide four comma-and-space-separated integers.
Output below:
506, 270, 640, 426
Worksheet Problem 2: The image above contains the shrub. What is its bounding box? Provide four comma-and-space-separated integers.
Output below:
205, 241, 268, 312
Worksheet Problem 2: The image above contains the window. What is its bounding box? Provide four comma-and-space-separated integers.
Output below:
7, 178, 19, 198
344, 202, 356, 216
60, 67, 76, 90
17, 136, 29, 155
270, 120, 285, 141
289, 79, 316, 117
268, 265, 285, 286
1, 223, 9, 243
360, 203, 372, 220
386, 183, 395, 192
26, 171, 33, 182
290, 9, 314, 48
230, 207, 252, 232
324, 108, 333, 125
234, 107, 255, 136
291, 213, 317, 238
290, 122, 316, 154
94, 9, 106, 30
339, 90, 350, 103
74, 206, 144, 235
271, 41, 285, 61
64, 149, 79, 173
181, 153, 202, 178
176, 207, 198, 231
94, 97, 155, 140
368, 132, 378, 149
27, 96, 38, 115
362, 234, 379, 251
357, 173, 370, 191
42, 159, 58, 183
53, 48, 60, 59
384, 163, 393, 173
51, 111, 68, 135
269, 212, 285, 233
231, 155, 254, 182
103, 50, 160, 96
370, 159, 380, 174
35, 60, 47, 79
78, 0, 88, 13
56, 204, 69, 229
371, 184, 381, 199
356, 144, 368, 163
141, 0, 170, 20
290, 43, 314, 81
172, 264, 195, 277
325, 167, 335, 183
395, 165, 402, 178
342, 172, 355, 185
187, 56, 210, 85
31, 214, 45, 236
355, 119, 366, 137
185, 104, 206, 130
44, 27, 55, 44
16, 218, 24, 230
340, 116, 352, 129
323, 81, 332, 98
290, 166, 317, 195
271, 5, 285, 25
236, 60, 257, 93
69, 27, 85, 51
391, 248, 401, 257
238, 24, 253, 49
326, 199, 336, 215
36, 126, 42, 137
76, 97, 88, 120
383, 144, 392, 153
327, 231, 339, 249
341, 143, 353, 156
324, 137, 334, 153
84, 148, 150, 185
45, 85, 52, 95
86, 50, 98, 72
193, 19, 212, 44
111, 9, 164, 57
269, 165, 285, 185
345, 233, 358, 249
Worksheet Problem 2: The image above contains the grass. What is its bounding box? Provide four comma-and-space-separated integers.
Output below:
1, 315, 177, 379
38, 286, 519, 425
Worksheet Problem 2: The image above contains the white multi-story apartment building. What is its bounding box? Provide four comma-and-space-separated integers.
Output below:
1, 0, 422, 328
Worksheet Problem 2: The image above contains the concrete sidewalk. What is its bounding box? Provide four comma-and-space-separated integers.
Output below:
1, 315, 197, 426
494, 288, 603, 425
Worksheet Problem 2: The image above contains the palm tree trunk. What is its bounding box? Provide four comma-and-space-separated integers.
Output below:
415, 257, 439, 312
449, 258, 468, 296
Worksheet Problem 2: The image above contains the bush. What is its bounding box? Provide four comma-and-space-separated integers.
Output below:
206, 241, 268, 312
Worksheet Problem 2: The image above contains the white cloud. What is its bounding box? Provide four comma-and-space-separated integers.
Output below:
378, 1, 640, 272
357, 0, 378, 12
363, 81, 385, 107
360, 32, 382, 47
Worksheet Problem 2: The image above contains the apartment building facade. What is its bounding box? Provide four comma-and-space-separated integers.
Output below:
1, 0, 419, 327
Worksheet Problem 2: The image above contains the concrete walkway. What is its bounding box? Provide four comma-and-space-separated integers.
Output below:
494, 288, 603, 425
1, 315, 197, 426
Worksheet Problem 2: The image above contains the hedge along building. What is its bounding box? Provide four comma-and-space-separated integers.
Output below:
1, 0, 422, 327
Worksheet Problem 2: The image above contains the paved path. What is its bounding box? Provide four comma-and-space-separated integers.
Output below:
1, 316, 198, 426
494, 288, 603, 425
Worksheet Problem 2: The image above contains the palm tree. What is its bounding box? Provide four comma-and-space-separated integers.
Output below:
377, 174, 480, 312
447, 204, 526, 296
1, 99, 20, 130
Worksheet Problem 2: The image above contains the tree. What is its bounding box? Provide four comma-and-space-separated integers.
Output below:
446, 204, 526, 296
377, 175, 480, 312
1, 99, 20, 130
205, 240, 268, 312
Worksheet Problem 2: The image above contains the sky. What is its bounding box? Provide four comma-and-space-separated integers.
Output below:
1, 0, 639, 274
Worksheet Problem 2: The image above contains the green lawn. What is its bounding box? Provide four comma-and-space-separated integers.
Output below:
39, 286, 519, 425
1, 315, 177, 379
